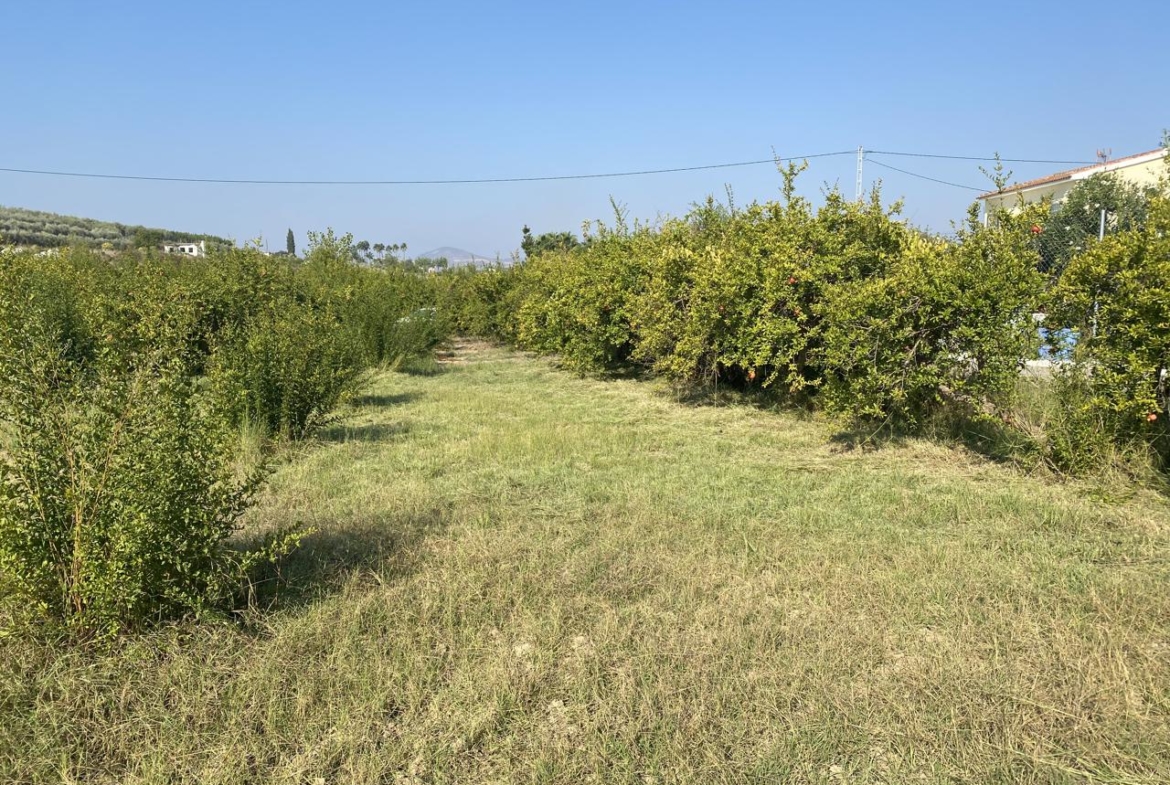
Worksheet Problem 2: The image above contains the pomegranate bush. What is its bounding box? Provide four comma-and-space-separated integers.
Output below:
1049, 194, 1170, 468
463, 167, 1046, 425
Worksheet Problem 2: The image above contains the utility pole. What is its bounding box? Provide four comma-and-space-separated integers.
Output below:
855, 146, 864, 202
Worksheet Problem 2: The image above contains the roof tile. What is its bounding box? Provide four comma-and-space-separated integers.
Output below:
978, 148, 1165, 199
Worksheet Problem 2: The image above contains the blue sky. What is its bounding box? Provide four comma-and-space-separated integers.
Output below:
2, 0, 1165, 257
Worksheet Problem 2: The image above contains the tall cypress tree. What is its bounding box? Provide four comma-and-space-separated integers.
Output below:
286, 228, 296, 256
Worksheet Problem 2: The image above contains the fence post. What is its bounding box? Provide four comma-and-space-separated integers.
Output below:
1090, 208, 1108, 337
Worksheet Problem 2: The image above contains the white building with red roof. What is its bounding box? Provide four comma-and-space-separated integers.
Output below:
978, 147, 1166, 218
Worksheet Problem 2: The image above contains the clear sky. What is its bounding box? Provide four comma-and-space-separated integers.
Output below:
2, 0, 1165, 257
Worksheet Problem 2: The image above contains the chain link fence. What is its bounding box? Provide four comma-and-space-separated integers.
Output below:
1032, 206, 1117, 275
1027, 207, 1118, 370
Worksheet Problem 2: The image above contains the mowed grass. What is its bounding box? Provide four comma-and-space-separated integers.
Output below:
3, 341, 1170, 784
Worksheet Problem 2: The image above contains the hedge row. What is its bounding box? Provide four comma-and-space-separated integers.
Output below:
0, 232, 444, 637
440, 171, 1043, 422
436, 168, 1170, 473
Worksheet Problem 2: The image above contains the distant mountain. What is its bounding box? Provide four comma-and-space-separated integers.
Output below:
414, 246, 497, 268
0, 205, 230, 250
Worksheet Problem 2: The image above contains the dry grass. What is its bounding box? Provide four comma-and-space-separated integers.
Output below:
3, 341, 1169, 784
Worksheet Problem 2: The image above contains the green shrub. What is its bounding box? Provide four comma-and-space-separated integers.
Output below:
0, 235, 444, 638
344, 273, 445, 367
433, 265, 521, 341
628, 186, 911, 396
819, 206, 1045, 423
1049, 194, 1170, 469
300, 229, 449, 368
454, 169, 1045, 427
513, 226, 647, 374
1039, 367, 1126, 474
207, 299, 363, 440
171, 236, 448, 439
0, 322, 260, 638
382, 307, 446, 364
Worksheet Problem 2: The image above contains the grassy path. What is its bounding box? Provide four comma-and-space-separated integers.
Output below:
4, 341, 1170, 783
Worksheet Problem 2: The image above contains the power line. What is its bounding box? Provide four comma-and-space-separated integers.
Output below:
0, 147, 1099, 193
867, 149, 1096, 165
865, 157, 985, 192
0, 151, 855, 186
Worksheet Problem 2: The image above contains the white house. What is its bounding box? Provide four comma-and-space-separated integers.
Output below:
978, 147, 1167, 220
161, 240, 206, 257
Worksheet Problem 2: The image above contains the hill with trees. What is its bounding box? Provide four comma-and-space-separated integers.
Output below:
0, 205, 231, 250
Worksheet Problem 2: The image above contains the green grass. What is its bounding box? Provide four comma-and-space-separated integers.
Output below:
3, 340, 1169, 784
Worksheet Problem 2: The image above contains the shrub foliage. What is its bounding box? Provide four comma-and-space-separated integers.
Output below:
440, 168, 1047, 426
0, 235, 446, 636
1049, 193, 1170, 470
434, 160, 1168, 475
